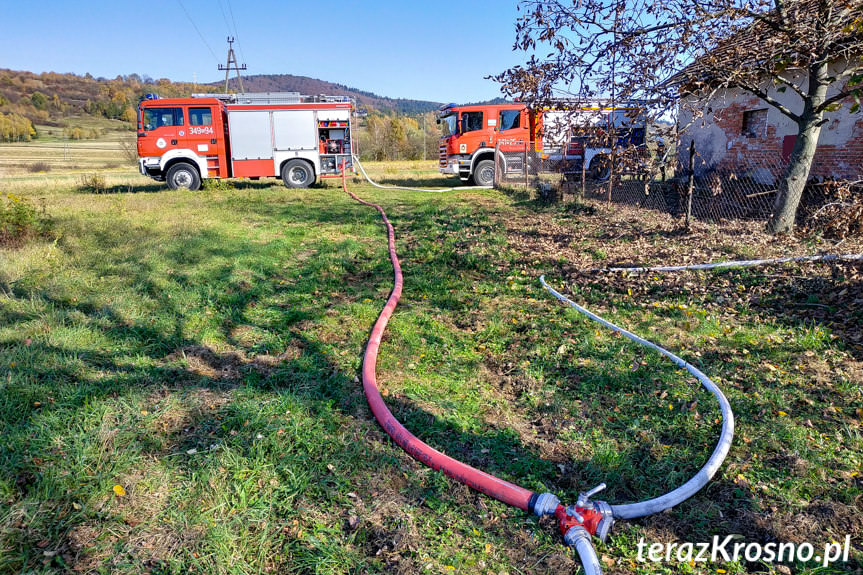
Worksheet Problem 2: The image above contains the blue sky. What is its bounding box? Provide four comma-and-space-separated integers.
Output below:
0, 0, 529, 103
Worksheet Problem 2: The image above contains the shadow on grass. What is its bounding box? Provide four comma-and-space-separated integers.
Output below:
370, 176, 464, 189
79, 183, 166, 194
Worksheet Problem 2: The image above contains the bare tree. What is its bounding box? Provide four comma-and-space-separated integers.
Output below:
495, 0, 862, 233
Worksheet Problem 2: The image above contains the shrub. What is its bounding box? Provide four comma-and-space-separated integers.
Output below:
119, 139, 138, 164
202, 178, 235, 192
802, 181, 863, 239
0, 194, 52, 246
77, 173, 108, 193
28, 161, 51, 173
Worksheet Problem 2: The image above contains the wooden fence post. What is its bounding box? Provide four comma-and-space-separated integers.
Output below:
686, 140, 695, 229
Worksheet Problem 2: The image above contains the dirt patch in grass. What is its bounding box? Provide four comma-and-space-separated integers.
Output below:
165, 345, 247, 381
163, 342, 310, 381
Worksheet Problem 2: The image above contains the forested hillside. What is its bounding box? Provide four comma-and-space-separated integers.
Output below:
217, 74, 442, 115
0, 69, 216, 141
0, 69, 445, 143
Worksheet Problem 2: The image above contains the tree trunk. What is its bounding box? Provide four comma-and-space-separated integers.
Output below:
767, 65, 829, 235
767, 118, 823, 234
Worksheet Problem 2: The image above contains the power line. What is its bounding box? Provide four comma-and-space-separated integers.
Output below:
215, 0, 232, 38
175, 0, 219, 62
224, 0, 247, 69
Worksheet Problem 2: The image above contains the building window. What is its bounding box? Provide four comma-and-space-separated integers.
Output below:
742, 109, 768, 138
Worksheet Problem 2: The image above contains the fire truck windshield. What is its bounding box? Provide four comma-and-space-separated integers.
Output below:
440, 113, 458, 137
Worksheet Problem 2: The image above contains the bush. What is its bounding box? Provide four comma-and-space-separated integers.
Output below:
28, 161, 51, 173
0, 194, 52, 246
77, 173, 108, 193
202, 178, 235, 192
802, 181, 863, 239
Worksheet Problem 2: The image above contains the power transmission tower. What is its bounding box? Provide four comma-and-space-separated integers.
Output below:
219, 36, 246, 92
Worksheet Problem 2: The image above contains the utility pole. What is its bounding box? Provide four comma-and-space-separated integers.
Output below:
219, 36, 246, 93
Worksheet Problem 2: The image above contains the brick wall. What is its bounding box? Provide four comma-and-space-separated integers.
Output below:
700, 95, 863, 181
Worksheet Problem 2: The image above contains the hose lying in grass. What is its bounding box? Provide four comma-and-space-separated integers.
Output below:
589, 253, 863, 273
539, 275, 735, 520
340, 168, 605, 575
352, 154, 492, 193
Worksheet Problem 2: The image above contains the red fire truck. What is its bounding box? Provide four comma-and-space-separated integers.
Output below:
137, 92, 354, 190
437, 101, 646, 185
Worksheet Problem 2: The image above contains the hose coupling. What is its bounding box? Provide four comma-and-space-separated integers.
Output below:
532, 492, 561, 517
563, 525, 592, 548
593, 500, 614, 543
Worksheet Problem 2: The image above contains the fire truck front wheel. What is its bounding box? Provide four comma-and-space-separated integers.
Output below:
472, 159, 495, 187
281, 160, 314, 189
588, 155, 611, 182
166, 162, 201, 191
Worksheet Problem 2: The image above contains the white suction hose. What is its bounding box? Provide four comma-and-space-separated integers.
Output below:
591, 253, 863, 273
351, 155, 493, 193
539, 275, 735, 520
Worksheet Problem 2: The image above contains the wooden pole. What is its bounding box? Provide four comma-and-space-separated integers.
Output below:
686, 140, 695, 229
524, 142, 529, 189
581, 154, 586, 199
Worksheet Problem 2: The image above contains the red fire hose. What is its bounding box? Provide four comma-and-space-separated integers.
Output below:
340, 168, 536, 511
339, 168, 612, 575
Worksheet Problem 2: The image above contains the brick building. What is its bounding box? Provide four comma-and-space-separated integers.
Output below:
678, 63, 863, 183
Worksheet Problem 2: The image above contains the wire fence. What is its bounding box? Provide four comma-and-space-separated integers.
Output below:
493, 140, 861, 233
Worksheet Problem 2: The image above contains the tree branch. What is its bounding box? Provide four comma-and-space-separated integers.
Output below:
731, 78, 803, 122
815, 86, 863, 113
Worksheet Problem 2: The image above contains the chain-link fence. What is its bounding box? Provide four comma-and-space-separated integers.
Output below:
580, 147, 787, 222
493, 141, 566, 200
492, 140, 847, 226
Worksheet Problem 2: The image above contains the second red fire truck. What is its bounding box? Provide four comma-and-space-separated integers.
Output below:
137, 92, 354, 190
437, 101, 647, 185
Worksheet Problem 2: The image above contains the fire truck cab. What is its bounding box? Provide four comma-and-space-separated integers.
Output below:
437, 103, 528, 186
137, 92, 354, 191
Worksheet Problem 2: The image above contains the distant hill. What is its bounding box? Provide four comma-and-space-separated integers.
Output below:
210, 74, 443, 115
0, 69, 219, 141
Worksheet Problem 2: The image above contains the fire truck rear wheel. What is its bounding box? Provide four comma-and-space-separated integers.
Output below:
166, 162, 201, 191
473, 159, 495, 187
282, 160, 314, 189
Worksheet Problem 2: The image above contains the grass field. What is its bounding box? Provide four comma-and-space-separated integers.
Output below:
1, 142, 861, 574
0, 116, 135, 178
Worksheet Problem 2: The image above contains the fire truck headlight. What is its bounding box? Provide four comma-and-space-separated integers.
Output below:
143, 157, 160, 166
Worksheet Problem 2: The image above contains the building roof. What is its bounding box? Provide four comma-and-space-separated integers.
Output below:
670, 0, 862, 87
